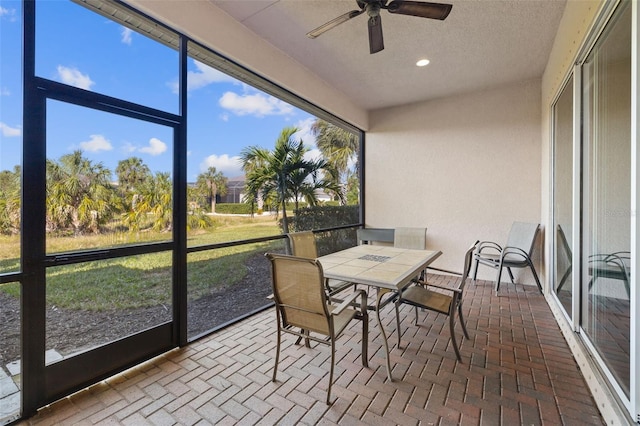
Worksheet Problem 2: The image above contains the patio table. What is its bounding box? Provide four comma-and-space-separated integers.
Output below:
318, 244, 442, 381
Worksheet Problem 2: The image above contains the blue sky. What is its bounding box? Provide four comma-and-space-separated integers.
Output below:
0, 0, 320, 182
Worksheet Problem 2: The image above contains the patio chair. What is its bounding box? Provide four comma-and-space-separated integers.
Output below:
266, 253, 368, 405
357, 227, 395, 245
472, 222, 543, 293
394, 227, 428, 321
287, 231, 354, 297
556, 224, 573, 292
394, 241, 477, 361
588, 251, 631, 299
394, 227, 427, 250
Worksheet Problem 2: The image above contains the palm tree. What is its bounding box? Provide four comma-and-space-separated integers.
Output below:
0, 166, 21, 235
46, 150, 118, 234
116, 157, 150, 193
241, 126, 342, 234
123, 172, 173, 232
345, 170, 360, 205
287, 156, 341, 211
115, 157, 151, 218
311, 119, 359, 204
195, 167, 228, 214
239, 146, 270, 214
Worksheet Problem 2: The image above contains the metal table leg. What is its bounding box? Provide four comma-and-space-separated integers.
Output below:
376, 288, 394, 382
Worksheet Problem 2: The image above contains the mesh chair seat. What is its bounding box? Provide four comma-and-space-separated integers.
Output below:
394, 242, 477, 362
472, 222, 542, 293
327, 279, 353, 294
266, 253, 368, 405
393, 227, 429, 323
288, 231, 355, 298
475, 251, 530, 267
400, 286, 452, 314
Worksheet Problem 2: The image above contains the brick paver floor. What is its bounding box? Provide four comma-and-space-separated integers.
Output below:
18, 279, 604, 425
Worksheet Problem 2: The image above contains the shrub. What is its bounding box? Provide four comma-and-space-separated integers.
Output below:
291, 205, 359, 231
216, 203, 253, 214
288, 205, 360, 254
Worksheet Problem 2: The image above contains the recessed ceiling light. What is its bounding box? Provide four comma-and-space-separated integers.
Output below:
416, 59, 430, 67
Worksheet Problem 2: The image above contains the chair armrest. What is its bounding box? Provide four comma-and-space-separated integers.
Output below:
501, 246, 529, 261
332, 289, 367, 315
590, 252, 630, 276
604, 252, 631, 264
476, 241, 502, 254
415, 280, 462, 294
426, 266, 461, 276
609, 251, 631, 260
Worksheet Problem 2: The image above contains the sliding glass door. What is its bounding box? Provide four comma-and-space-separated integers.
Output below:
552, 76, 575, 318
581, 1, 632, 398
551, 0, 634, 414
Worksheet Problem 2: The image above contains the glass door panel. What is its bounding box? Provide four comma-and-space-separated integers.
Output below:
0, 0, 22, 275
41, 97, 177, 402
35, 0, 179, 114
45, 99, 174, 253
0, 281, 20, 425
45, 252, 172, 362
187, 239, 284, 339
581, 2, 631, 397
553, 76, 574, 317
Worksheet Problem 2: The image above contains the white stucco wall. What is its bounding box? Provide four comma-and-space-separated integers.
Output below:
366, 80, 542, 283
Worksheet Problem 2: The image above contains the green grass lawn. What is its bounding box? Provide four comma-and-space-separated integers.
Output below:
0, 215, 282, 310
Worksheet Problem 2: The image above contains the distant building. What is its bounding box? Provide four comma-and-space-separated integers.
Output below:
219, 176, 246, 204
218, 176, 335, 204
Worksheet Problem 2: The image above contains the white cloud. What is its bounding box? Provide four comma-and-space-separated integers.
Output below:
168, 60, 237, 93
121, 142, 137, 153
80, 134, 112, 152
121, 27, 133, 45
219, 91, 294, 117
139, 137, 168, 156
1, 87, 10, 96
304, 148, 322, 163
0, 122, 21, 137
293, 117, 316, 147
0, 6, 17, 21
200, 154, 243, 177
190, 61, 236, 89
57, 66, 95, 90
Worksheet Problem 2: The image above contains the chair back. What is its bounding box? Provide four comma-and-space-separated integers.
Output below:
458, 241, 479, 292
357, 228, 394, 245
266, 253, 330, 335
557, 224, 572, 258
505, 222, 539, 255
394, 227, 427, 250
288, 231, 318, 258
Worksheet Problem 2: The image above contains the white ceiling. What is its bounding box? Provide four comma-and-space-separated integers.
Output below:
210, 0, 567, 111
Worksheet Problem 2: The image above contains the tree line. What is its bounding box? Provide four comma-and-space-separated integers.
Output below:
0, 120, 359, 236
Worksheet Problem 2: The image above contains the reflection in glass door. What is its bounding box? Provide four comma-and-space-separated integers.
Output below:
552, 75, 574, 318
581, 2, 631, 397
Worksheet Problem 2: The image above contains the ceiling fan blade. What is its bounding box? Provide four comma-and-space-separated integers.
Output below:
307, 9, 365, 38
368, 15, 384, 54
385, 1, 452, 20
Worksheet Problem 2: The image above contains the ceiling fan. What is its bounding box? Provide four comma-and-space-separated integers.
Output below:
306, 0, 452, 54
